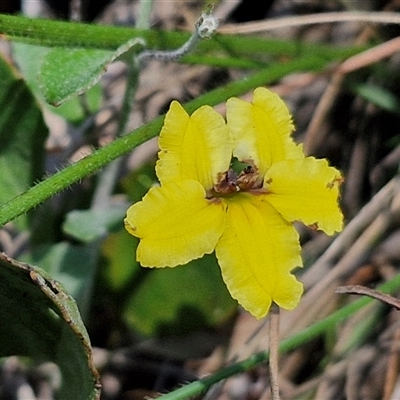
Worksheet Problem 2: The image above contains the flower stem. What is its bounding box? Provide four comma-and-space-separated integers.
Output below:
155, 272, 400, 400
269, 304, 280, 400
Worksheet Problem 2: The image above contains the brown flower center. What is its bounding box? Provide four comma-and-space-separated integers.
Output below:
209, 163, 263, 198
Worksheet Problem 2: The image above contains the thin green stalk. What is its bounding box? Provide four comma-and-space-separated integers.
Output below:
0, 13, 150, 49
182, 54, 266, 69
108, 62, 133, 107
82, 61, 142, 321
156, 273, 400, 400
136, 0, 154, 30
0, 55, 333, 228
137, 10, 220, 64
0, 13, 366, 61
91, 59, 141, 209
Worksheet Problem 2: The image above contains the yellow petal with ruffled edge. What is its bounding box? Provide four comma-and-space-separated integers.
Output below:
215, 193, 303, 318
227, 87, 303, 176
156, 101, 233, 190
124, 180, 227, 267
264, 157, 343, 235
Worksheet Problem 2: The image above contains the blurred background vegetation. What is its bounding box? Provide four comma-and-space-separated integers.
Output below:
1, 1, 400, 399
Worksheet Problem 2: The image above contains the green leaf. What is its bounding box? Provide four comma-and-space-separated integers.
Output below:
13, 42, 102, 123
353, 83, 400, 115
39, 38, 143, 106
25, 242, 98, 319
0, 253, 100, 400
102, 229, 140, 291
123, 254, 237, 336
0, 52, 48, 230
121, 161, 158, 202
62, 203, 128, 243
54, 84, 102, 123
96, 162, 154, 290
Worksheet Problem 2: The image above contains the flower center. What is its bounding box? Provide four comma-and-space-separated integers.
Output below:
210, 162, 263, 198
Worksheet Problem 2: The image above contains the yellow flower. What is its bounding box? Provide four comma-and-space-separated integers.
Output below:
124, 87, 343, 318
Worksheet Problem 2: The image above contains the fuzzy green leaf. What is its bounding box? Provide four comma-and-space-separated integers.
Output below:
26, 242, 98, 320
40, 38, 144, 105
13, 42, 102, 123
0, 253, 100, 400
63, 204, 128, 243
0, 52, 48, 230
354, 83, 400, 115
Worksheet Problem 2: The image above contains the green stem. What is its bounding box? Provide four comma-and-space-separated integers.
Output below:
0, 13, 366, 61
156, 273, 400, 400
0, 13, 148, 48
116, 59, 140, 136
90, 60, 141, 209
0, 55, 333, 228
136, 0, 154, 30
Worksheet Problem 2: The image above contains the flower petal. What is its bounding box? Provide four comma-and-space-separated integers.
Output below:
227, 87, 303, 175
215, 194, 303, 318
124, 180, 226, 267
265, 157, 343, 235
156, 101, 232, 190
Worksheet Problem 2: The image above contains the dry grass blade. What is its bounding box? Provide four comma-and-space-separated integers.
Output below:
303, 36, 400, 155
280, 179, 400, 336
336, 285, 400, 310
219, 11, 400, 34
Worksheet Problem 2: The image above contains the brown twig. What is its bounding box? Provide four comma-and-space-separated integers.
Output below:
383, 328, 400, 400
269, 303, 281, 400
219, 11, 400, 34
303, 36, 400, 155
335, 285, 400, 309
